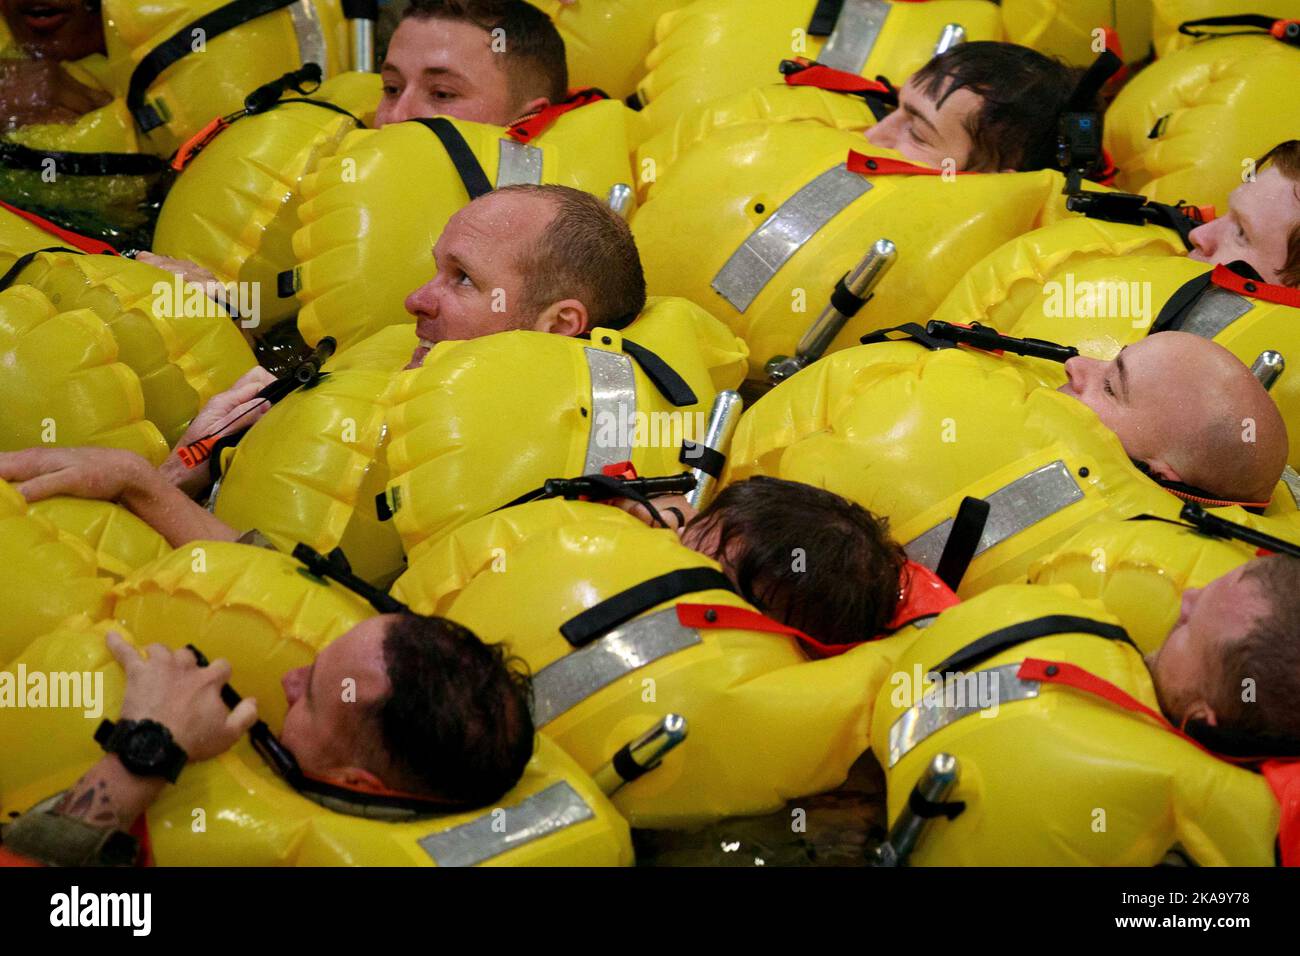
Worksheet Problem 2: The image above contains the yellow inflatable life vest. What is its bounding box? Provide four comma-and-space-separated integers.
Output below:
8, 251, 257, 446
0, 482, 113, 666
872, 583, 1278, 865
1151, 0, 1300, 57
1027, 516, 1297, 653
28, 498, 171, 583
101, 0, 353, 158
932, 219, 1300, 473
999, 0, 1154, 66
1105, 34, 1300, 213
725, 341, 1183, 597
0, 617, 631, 866
291, 101, 639, 352
0, 283, 167, 463
393, 499, 914, 828
152, 72, 381, 331
382, 299, 747, 560
526, 0, 695, 101
632, 0, 1002, 136
631, 122, 1083, 380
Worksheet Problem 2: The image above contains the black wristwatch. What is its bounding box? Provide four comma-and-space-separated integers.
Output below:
94, 719, 188, 783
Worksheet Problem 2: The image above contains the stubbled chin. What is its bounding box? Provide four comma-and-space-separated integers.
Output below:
404, 346, 430, 370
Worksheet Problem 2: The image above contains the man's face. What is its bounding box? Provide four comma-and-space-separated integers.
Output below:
375, 16, 519, 128
864, 74, 986, 171
1, 0, 105, 61
1146, 564, 1268, 726
1058, 337, 1173, 469
278, 615, 394, 778
404, 191, 555, 369
1188, 166, 1300, 286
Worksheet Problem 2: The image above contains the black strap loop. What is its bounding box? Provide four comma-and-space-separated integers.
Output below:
930, 615, 1136, 677
829, 273, 870, 318
0, 245, 80, 293
412, 117, 493, 199
128, 0, 302, 132
621, 338, 697, 407
1151, 270, 1216, 333
933, 497, 989, 593
680, 440, 726, 478
0, 140, 168, 177
611, 744, 650, 784
808, 0, 845, 37
1179, 14, 1289, 39
908, 786, 965, 821
560, 568, 735, 648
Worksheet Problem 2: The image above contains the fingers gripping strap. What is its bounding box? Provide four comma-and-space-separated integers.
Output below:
560, 568, 735, 648
412, 118, 493, 200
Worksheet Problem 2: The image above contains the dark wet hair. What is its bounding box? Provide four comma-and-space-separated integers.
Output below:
688, 477, 906, 646
911, 41, 1092, 172
379, 614, 534, 807
401, 0, 569, 106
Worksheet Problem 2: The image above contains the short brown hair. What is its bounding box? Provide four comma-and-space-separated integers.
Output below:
498, 184, 646, 330
1210, 555, 1300, 745
1260, 140, 1300, 287
401, 0, 568, 107
912, 41, 1090, 172
688, 477, 906, 647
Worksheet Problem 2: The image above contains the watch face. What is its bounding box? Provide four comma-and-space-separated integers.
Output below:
123, 725, 168, 768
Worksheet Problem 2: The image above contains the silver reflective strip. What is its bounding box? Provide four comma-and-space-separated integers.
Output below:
532, 607, 701, 727
418, 781, 594, 866
496, 139, 544, 186
1180, 286, 1253, 340
582, 347, 637, 474
887, 663, 1040, 768
819, 0, 891, 74
711, 165, 872, 313
1282, 466, 1300, 509
288, 1, 328, 70
905, 461, 1085, 571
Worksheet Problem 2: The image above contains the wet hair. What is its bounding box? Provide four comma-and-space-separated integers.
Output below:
378, 614, 534, 807
400, 0, 569, 107
1206, 555, 1300, 746
687, 477, 906, 646
495, 183, 646, 330
911, 41, 1092, 172
1260, 140, 1300, 287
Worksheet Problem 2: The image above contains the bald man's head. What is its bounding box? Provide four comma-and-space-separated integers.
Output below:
1059, 332, 1289, 503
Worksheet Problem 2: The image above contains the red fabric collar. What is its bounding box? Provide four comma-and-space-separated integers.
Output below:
676, 560, 958, 659
506, 88, 607, 143
1211, 263, 1300, 309
0, 200, 118, 256
846, 150, 974, 177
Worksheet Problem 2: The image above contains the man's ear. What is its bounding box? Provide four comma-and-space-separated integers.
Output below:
1183, 699, 1219, 728
1143, 457, 1184, 485
321, 766, 388, 789
514, 96, 551, 123
533, 298, 589, 338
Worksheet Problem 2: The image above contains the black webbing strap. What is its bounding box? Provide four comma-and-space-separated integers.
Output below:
829, 273, 871, 318
808, 0, 845, 36
341, 0, 379, 18
611, 744, 650, 784
933, 497, 990, 593
909, 785, 965, 821
621, 338, 697, 407
0, 140, 167, 177
1150, 270, 1215, 333
560, 567, 736, 648
0, 245, 79, 293
128, 0, 302, 132
680, 440, 725, 478
930, 615, 1137, 677
859, 322, 956, 350
412, 117, 493, 199
1179, 14, 1295, 41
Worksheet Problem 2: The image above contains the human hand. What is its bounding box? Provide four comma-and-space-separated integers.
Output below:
0, 446, 153, 504
108, 632, 258, 764
161, 365, 277, 495
134, 252, 229, 301
0, 59, 111, 127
